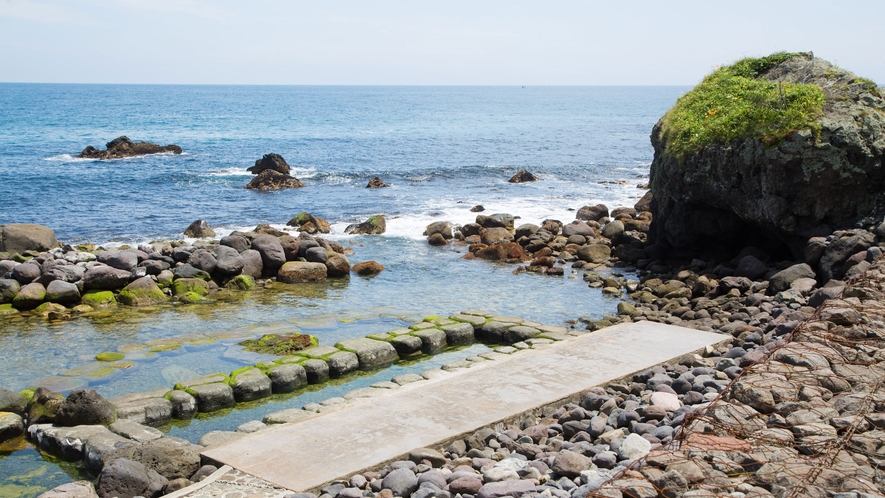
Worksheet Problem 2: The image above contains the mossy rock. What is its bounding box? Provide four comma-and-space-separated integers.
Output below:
118, 282, 168, 306
660, 51, 825, 159
110, 361, 136, 369
149, 343, 182, 353
81, 290, 116, 307
84, 367, 117, 379
226, 275, 256, 291
72, 304, 94, 314
172, 278, 210, 297
179, 291, 208, 304
0, 304, 19, 316
35, 302, 67, 314
96, 351, 125, 362
239, 334, 318, 355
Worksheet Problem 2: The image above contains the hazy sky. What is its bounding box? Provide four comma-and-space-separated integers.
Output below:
1, 0, 882, 85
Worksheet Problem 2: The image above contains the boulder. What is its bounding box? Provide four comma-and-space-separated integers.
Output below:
336, 338, 399, 369
325, 253, 351, 277
118, 277, 167, 306
424, 221, 453, 239
345, 215, 386, 235
818, 231, 875, 281
267, 364, 307, 393
476, 213, 514, 229
366, 176, 389, 188
220, 234, 250, 253
245, 170, 305, 190
240, 249, 264, 278
278, 261, 327, 283
480, 227, 514, 245
251, 235, 287, 270
576, 205, 608, 222
214, 245, 245, 275
328, 351, 359, 377
79, 136, 182, 160
734, 255, 768, 280
83, 266, 132, 290
649, 53, 885, 257
352, 261, 384, 276
230, 368, 272, 402
508, 170, 540, 183
769, 263, 816, 294
183, 220, 216, 238
27, 387, 66, 424
55, 389, 116, 426
577, 244, 611, 263
11, 262, 41, 284
0, 387, 27, 413
94, 458, 167, 498
381, 468, 418, 498
0, 224, 59, 255
562, 221, 595, 238
36, 481, 99, 498
247, 153, 290, 175
134, 438, 201, 480
187, 249, 217, 274
97, 250, 139, 271
0, 278, 21, 303
0, 412, 24, 442
12, 282, 46, 310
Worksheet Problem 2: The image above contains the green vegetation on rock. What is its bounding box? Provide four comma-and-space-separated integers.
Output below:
660, 52, 826, 159
96, 351, 125, 362
81, 290, 116, 307
227, 274, 256, 290
239, 333, 318, 355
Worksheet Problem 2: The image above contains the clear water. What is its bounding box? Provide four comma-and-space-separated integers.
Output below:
0, 84, 685, 493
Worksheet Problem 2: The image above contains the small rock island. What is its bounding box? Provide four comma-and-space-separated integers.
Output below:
78, 136, 182, 159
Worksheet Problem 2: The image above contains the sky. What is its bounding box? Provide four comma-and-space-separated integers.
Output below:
1, 0, 883, 85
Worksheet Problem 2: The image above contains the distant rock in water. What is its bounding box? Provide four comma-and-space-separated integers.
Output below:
366, 176, 389, 188
78, 136, 182, 159
244, 153, 303, 190
183, 220, 216, 238
345, 215, 386, 235
247, 153, 290, 175
245, 170, 305, 190
648, 52, 885, 258
508, 170, 540, 183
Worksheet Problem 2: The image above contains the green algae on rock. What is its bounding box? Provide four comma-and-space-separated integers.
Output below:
96, 352, 125, 362
239, 334, 318, 355
80, 290, 116, 308
118, 277, 168, 306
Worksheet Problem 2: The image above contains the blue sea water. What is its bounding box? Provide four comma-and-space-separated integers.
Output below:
0, 84, 685, 493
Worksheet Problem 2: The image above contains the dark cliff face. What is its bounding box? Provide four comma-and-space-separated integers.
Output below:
649, 55, 885, 259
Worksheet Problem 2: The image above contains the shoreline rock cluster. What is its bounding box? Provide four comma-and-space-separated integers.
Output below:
0, 222, 386, 320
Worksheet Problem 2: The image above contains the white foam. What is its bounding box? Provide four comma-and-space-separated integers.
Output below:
43, 154, 94, 163
206, 167, 251, 177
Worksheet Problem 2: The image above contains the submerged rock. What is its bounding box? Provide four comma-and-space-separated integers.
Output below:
508, 170, 540, 183
78, 136, 182, 160
245, 170, 305, 190
345, 215, 386, 235
366, 176, 389, 188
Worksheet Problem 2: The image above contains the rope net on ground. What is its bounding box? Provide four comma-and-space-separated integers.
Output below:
587, 260, 885, 498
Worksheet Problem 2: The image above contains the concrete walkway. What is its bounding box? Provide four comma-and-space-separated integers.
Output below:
202, 321, 726, 492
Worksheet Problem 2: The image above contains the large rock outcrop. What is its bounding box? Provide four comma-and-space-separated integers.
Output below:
0, 224, 59, 255
244, 154, 304, 190
649, 53, 885, 258
78, 136, 182, 160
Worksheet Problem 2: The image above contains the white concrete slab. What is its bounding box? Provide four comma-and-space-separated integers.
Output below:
202, 321, 727, 492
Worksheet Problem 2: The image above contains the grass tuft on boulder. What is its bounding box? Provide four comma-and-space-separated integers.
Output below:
660, 51, 826, 159
239, 333, 318, 355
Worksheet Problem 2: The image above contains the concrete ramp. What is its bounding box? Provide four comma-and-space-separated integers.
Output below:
202, 322, 726, 492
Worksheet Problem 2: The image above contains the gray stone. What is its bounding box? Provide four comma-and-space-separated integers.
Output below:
0, 278, 21, 303
240, 249, 264, 277
83, 429, 137, 472
408, 447, 447, 467
769, 263, 816, 294
0, 386, 27, 413
577, 244, 611, 264
503, 326, 541, 343
94, 458, 167, 498
183, 220, 216, 238
36, 481, 99, 498
134, 436, 202, 480
336, 338, 399, 369
198, 430, 248, 447
601, 220, 625, 239
303, 359, 330, 383
12, 281, 45, 310
0, 224, 59, 255
214, 246, 245, 277
562, 221, 595, 237
251, 235, 287, 270
413, 328, 447, 353
55, 389, 116, 427
263, 407, 314, 424
46, 279, 80, 304
187, 249, 217, 274
278, 261, 327, 283
576, 205, 608, 221
109, 392, 173, 427
617, 433, 651, 460
168, 390, 197, 419
448, 477, 483, 495
83, 265, 132, 290
381, 468, 418, 498
98, 250, 138, 271
0, 412, 24, 442
328, 351, 359, 377
231, 368, 272, 402
11, 262, 41, 284
551, 450, 593, 477
391, 334, 424, 355
734, 255, 768, 280
189, 383, 235, 412
221, 234, 251, 253
268, 364, 307, 393
476, 480, 537, 498
441, 322, 475, 345
108, 419, 163, 442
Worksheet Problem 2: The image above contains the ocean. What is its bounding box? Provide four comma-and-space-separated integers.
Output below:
0, 84, 685, 493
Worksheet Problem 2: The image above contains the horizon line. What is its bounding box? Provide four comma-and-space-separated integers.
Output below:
0, 81, 694, 87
